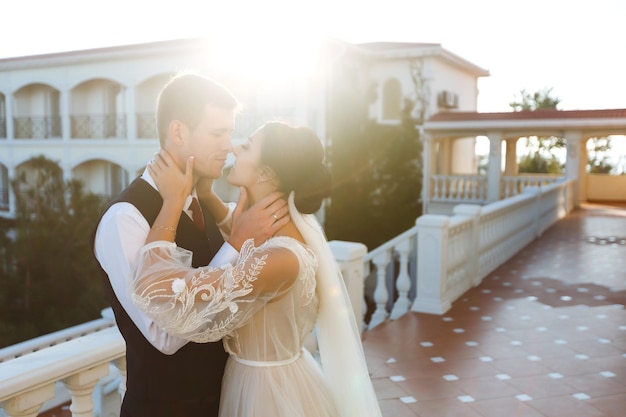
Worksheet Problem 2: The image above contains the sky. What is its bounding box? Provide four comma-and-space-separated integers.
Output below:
2, 0, 626, 113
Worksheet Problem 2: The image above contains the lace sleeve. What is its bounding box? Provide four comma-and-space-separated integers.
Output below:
129, 238, 298, 343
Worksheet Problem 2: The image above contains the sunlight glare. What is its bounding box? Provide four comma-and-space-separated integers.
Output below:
209, 29, 323, 87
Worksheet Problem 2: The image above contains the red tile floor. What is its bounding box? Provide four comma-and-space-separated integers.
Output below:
362, 201, 626, 417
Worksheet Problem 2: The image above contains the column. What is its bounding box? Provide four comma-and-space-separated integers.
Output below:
5, 93, 13, 139
564, 131, 584, 205
328, 240, 368, 331
60, 90, 70, 141
503, 138, 518, 176
125, 86, 136, 141
421, 133, 432, 214
411, 214, 451, 314
486, 132, 503, 203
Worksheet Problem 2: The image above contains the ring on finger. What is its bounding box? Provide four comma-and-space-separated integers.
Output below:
272, 213, 278, 220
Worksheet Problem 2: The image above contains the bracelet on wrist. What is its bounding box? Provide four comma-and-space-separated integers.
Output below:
152, 225, 177, 235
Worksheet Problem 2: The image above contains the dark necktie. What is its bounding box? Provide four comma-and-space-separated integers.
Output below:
189, 197, 205, 231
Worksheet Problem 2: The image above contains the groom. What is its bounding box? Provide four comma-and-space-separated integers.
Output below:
92, 72, 288, 417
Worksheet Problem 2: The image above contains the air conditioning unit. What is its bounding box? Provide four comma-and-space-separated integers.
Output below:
438, 90, 459, 109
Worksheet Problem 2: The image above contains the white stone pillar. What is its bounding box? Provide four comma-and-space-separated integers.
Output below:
486, 132, 503, 203
411, 214, 451, 314
60, 90, 70, 141
440, 138, 451, 175
422, 133, 432, 214
564, 131, 584, 205
5, 93, 14, 139
8, 165, 16, 217
504, 138, 518, 176
125, 86, 136, 141
328, 240, 368, 332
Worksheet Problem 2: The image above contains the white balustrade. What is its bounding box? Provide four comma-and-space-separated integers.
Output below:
0, 178, 577, 417
431, 174, 563, 204
362, 226, 419, 329
0, 327, 125, 417
502, 175, 562, 198
431, 175, 487, 203
412, 179, 574, 315
0, 309, 115, 363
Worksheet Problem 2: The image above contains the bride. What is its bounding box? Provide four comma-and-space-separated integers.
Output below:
129, 121, 382, 417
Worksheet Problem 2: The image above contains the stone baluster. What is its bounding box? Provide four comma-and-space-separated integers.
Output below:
1, 384, 54, 417
369, 250, 391, 329
390, 240, 412, 319
113, 357, 127, 399
62, 364, 110, 417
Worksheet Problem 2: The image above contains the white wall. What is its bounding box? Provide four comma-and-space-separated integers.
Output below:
586, 174, 626, 201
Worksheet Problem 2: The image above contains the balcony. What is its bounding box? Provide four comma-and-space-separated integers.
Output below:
13, 116, 61, 139
1, 186, 624, 417
70, 115, 126, 139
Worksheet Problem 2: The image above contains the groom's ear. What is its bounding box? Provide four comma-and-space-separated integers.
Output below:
169, 120, 188, 145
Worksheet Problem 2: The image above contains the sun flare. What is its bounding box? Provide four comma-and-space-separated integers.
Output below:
209, 31, 323, 87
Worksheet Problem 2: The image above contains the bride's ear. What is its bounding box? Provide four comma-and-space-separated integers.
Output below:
257, 166, 277, 184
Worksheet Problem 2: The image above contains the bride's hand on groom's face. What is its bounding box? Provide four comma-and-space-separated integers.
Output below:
149, 150, 194, 203
228, 189, 290, 250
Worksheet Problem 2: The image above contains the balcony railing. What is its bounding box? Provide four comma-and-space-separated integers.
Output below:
431, 174, 487, 203
501, 174, 562, 198
0, 179, 576, 417
71, 115, 126, 139
13, 116, 61, 139
431, 174, 564, 205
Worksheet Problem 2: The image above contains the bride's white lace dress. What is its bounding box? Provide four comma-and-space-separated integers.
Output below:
131, 236, 338, 417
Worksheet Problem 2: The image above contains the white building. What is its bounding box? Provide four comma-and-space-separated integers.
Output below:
0, 37, 489, 218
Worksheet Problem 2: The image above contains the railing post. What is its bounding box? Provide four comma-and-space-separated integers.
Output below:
329, 240, 368, 332
453, 204, 482, 287
411, 215, 451, 314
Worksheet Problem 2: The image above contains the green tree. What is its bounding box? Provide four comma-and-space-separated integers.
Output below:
324, 53, 423, 250
324, 53, 376, 247
509, 87, 561, 111
517, 153, 563, 174
0, 156, 108, 346
367, 99, 423, 244
510, 87, 565, 173
587, 137, 614, 174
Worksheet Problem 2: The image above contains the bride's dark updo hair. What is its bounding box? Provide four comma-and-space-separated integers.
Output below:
260, 121, 332, 214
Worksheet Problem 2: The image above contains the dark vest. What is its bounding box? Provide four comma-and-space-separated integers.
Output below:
92, 177, 228, 417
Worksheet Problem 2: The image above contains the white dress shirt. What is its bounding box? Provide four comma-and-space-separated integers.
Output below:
94, 169, 238, 354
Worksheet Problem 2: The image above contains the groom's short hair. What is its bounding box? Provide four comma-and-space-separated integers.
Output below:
156, 71, 239, 145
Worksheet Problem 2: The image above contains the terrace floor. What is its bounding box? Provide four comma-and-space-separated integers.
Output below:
362, 201, 626, 417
